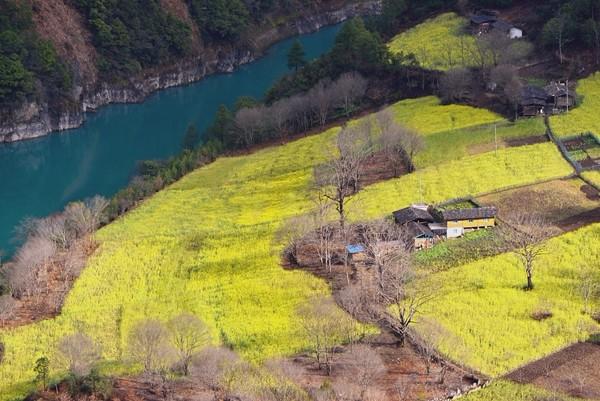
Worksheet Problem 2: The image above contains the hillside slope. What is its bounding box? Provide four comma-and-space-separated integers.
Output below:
0, 0, 380, 143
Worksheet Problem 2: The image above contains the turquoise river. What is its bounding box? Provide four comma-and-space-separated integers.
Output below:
0, 24, 343, 256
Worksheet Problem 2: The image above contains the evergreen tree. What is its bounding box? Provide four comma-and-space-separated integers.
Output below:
287, 40, 306, 71
206, 104, 234, 144
182, 123, 199, 151
34, 356, 50, 391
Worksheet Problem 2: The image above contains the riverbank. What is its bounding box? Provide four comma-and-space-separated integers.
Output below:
0, 0, 381, 143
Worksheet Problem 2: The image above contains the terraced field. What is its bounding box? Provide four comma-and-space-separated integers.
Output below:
388, 12, 478, 70
413, 223, 600, 376
0, 97, 575, 400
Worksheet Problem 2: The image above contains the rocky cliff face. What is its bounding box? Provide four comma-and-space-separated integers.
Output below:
0, 1, 381, 143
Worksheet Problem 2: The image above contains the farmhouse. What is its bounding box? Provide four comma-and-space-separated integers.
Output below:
519, 83, 578, 116
392, 203, 497, 246
520, 85, 550, 116
431, 206, 497, 238
545, 81, 576, 112
470, 14, 522, 38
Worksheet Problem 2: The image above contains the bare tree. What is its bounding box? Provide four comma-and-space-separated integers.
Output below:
334, 72, 368, 116
297, 295, 353, 374
271, 99, 293, 139
64, 196, 109, 238
235, 107, 263, 148
501, 213, 553, 290
314, 126, 371, 229
377, 110, 424, 174
9, 236, 56, 298
364, 244, 437, 346
0, 295, 16, 325
279, 214, 315, 265
439, 67, 473, 103
168, 313, 211, 376
190, 346, 240, 390
345, 344, 386, 399
311, 193, 335, 271
309, 80, 335, 127
363, 219, 409, 294
128, 319, 173, 373
58, 332, 100, 377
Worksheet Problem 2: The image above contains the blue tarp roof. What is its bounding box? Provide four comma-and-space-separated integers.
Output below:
346, 244, 366, 254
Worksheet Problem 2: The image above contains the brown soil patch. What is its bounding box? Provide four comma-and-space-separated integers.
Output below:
467, 135, 548, 155
477, 178, 600, 228
31, 0, 98, 86
505, 342, 600, 400
287, 253, 485, 401
0, 239, 97, 329
556, 207, 600, 232
290, 331, 480, 401
361, 151, 407, 187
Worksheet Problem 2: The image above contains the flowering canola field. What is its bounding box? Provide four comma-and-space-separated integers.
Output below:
414, 224, 600, 376
388, 13, 478, 70
0, 97, 574, 400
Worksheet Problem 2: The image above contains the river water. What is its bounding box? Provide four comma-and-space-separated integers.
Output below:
0, 24, 343, 256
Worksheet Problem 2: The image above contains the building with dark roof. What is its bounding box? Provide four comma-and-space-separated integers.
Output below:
520, 86, 550, 116
435, 206, 497, 238
392, 205, 434, 225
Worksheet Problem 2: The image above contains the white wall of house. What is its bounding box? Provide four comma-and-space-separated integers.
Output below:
509, 27, 523, 39
447, 227, 464, 238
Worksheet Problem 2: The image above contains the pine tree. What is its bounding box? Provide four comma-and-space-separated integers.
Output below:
182, 123, 199, 151
287, 40, 306, 71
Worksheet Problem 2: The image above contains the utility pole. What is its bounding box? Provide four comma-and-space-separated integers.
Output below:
494, 123, 498, 155
566, 79, 569, 113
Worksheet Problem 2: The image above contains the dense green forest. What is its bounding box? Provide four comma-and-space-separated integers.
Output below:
0, 0, 70, 107
73, 0, 192, 78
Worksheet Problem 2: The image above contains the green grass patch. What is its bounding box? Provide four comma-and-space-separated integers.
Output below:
388, 12, 478, 70
414, 224, 600, 376
414, 229, 500, 272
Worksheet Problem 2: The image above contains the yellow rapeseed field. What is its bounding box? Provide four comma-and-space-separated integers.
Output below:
550, 72, 600, 137
413, 224, 600, 376
388, 13, 478, 70
0, 96, 574, 399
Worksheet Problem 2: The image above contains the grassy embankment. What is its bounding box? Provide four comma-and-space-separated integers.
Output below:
388, 12, 478, 70
0, 96, 573, 400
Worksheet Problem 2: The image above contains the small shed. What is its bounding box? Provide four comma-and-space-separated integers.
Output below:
406, 222, 435, 250
545, 81, 576, 111
346, 244, 367, 263
470, 14, 497, 26
520, 86, 550, 116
